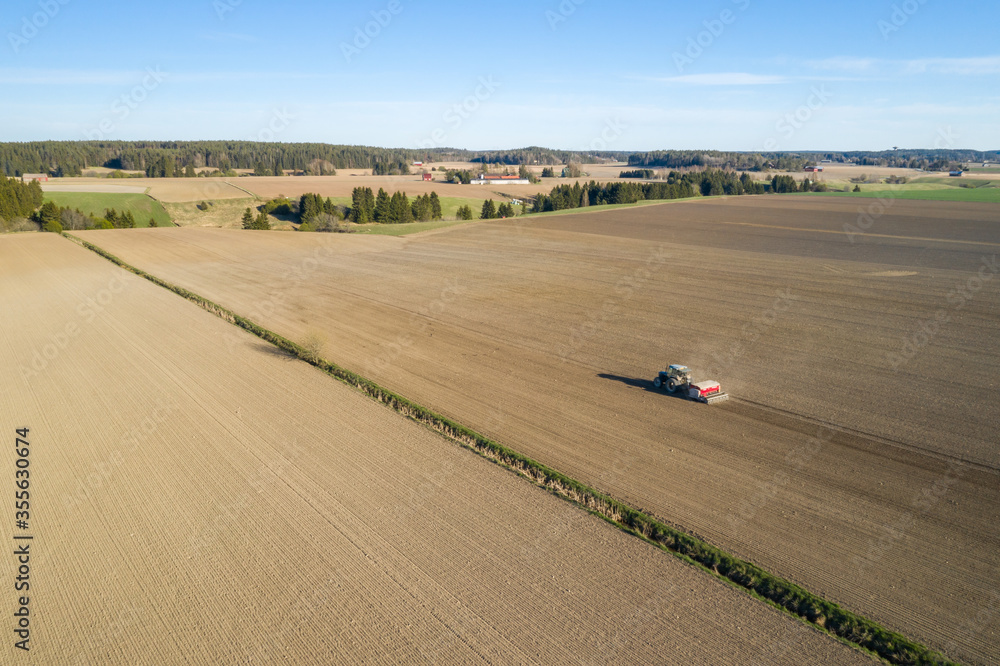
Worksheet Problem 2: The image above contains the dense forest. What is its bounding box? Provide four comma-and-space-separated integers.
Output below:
531, 170, 765, 212
467, 146, 628, 166
0, 141, 436, 177
0, 141, 624, 177
627, 149, 1000, 172
3, 141, 995, 179
0, 174, 44, 220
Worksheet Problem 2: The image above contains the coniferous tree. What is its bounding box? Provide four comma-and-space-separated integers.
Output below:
348, 187, 375, 223
480, 199, 497, 219
254, 210, 270, 230
36, 201, 60, 225
429, 192, 442, 220
0, 175, 43, 220
148, 217, 158, 228
300, 193, 319, 221
374, 188, 391, 222
411, 194, 433, 221
388, 191, 412, 223
242, 207, 254, 229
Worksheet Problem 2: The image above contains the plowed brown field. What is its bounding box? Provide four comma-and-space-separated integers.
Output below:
0, 233, 867, 664
78, 195, 1000, 664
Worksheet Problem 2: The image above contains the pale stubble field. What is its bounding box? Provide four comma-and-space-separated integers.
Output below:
0, 233, 869, 664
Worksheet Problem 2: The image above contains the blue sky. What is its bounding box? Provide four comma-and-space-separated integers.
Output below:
2, 0, 998, 151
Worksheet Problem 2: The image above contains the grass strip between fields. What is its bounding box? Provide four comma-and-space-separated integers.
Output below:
65, 231, 959, 666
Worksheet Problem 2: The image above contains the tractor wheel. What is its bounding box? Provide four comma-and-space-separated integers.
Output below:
653, 377, 662, 388
666, 378, 679, 393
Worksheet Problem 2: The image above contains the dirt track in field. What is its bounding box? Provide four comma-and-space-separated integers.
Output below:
0, 233, 868, 664
78, 196, 1000, 664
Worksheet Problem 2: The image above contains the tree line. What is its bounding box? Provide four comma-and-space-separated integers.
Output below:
348, 187, 443, 224
32, 201, 156, 233
628, 149, 999, 172
769, 175, 831, 193
0, 142, 625, 179
620, 169, 655, 179
468, 146, 628, 166
244, 188, 445, 230
530, 170, 765, 212
0, 174, 43, 221
0, 141, 432, 178
479, 200, 517, 219
4, 142, 995, 179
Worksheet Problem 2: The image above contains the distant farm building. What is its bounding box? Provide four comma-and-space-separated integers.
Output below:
22, 173, 48, 182
950, 170, 964, 177
469, 174, 530, 185
804, 166, 824, 173
422, 173, 433, 181
412, 161, 423, 167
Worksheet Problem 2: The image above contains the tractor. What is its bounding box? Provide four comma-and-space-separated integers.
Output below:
653, 364, 729, 404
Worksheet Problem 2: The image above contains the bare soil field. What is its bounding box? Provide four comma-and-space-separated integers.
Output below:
0, 233, 868, 664
38, 162, 672, 211
38, 177, 252, 201
40, 181, 148, 194
78, 195, 1000, 664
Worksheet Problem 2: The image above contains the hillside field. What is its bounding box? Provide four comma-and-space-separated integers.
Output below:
42, 191, 173, 227
0, 233, 872, 664
77, 196, 1000, 665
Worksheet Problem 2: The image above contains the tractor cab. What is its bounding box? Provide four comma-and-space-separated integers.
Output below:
666, 365, 691, 382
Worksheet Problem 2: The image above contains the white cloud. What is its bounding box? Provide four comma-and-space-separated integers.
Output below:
806, 55, 1000, 76
806, 57, 877, 71
644, 73, 788, 86
901, 56, 1000, 75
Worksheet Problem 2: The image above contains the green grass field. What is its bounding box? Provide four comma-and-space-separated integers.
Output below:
44, 192, 173, 227
325, 195, 498, 221
356, 198, 717, 235
313, 195, 502, 236
354, 218, 478, 236
162, 198, 257, 228
799, 187, 1000, 203
911, 176, 996, 187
